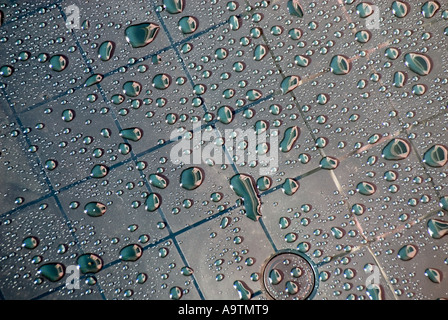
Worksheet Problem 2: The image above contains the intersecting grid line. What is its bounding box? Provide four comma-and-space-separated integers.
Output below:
0, 0, 446, 300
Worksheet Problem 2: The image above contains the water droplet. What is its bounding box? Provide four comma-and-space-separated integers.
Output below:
77, 253, 103, 274
281, 76, 301, 94
152, 73, 172, 90
145, 193, 161, 212
233, 280, 252, 300
398, 244, 418, 261
84, 202, 107, 217
98, 41, 115, 61
22, 236, 39, 249
282, 178, 299, 196
149, 174, 169, 189
427, 218, 448, 239
392, 1, 410, 18
423, 145, 448, 167
178, 16, 198, 34
404, 53, 433, 76
84, 74, 103, 87
90, 164, 109, 178
180, 167, 204, 190
254, 44, 268, 61
425, 268, 442, 283
49, 55, 68, 72
330, 55, 351, 75
230, 174, 262, 221
38, 263, 65, 282
120, 127, 143, 142
356, 181, 376, 196
170, 286, 183, 300
320, 156, 339, 170
125, 23, 160, 48
280, 126, 300, 152
287, 0, 304, 17
382, 138, 411, 160
123, 81, 142, 97
421, 1, 440, 18
164, 0, 185, 14
119, 244, 143, 262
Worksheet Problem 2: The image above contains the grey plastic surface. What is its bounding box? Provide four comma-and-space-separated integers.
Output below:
0, 0, 448, 300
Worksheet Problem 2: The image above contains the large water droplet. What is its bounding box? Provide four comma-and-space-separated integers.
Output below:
281, 76, 301, 94
120, 244, 143, 262
98, 41, 115, 61
423, 145, 448, 167
287, 0, 304, 17
77, 253, 103, 274
230, 174, 262, 221
280, 126, 300, 152
125, 23, 160, 48
330, 55, 351, 75
382, 138, 411, 160
178, 16, 198, 34
180, 167, 204, 190
38, 263, 65, 282
398, 244, 418, 261
49, 55, 68, 72
145, 193, 161, 212
404, 53, 433, 76
84, 202, 107, 217
427, 218, 448, 239
164, 0, 185, 14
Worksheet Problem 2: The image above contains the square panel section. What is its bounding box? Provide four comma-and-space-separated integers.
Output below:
0, 197, 80, 300
18, 86, 132, 189
0, 3, 91, 112
176, 207, 275, 300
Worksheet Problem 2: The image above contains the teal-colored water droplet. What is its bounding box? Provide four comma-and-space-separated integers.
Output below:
254, 44, 268, 61
404, 52, 432, 76
282, 178, 299, 196
22, 236, 39, 249
280, 126, 300, 152
49, 55, 68, 72
180, 167, 204, 190
98, 41, 115, 61
392, 1, 409, 18
285, 281, 299, 295
44, 159, 58, 171
280, 76, 301, 94
90, 164, 109, 178
123, 81, 142, 97
152, 73, 171, 90
351, 203, 366, 216
269, 268, 283, 285
125, 23, 160, 48
246, 89, 262, 101
84, 74, 103, 87
393, 71, 407, 88
233, 280, 252, 300
355, 30, 371, 43
366, 284, 384, 300
120, 127, 143, 142
178, 16, 198, 34
320, 156, 339, 170
423, 145, 448, 167
357, 181, 376, 196
257, 176, 272, 191
294, 55, 310, 67
427, 218, 448, 239
170, 286, 183, 300
421, 1, 440, 18
61, 109, 75, 122
287, 0, 304, 17
425, 268, 442, 283
120, 244, 143, 262
385, 47, 400, 60
398, 244, 418, 261
331, 227, 344, 239
181, 266, 194, 276
297, 242, 310, 253
145, 193, 161, 212
330, 55, 351, 75
149, 174, 168, 189
230, 174, 262, 221
356, 2, 374, 18
77, 253, 103, 274
38, 263, 65, 282
229, 15, 241, 30
164, 0, 184, 14
84, 202, 107, 217
0, 65, 14, 77
382, 138, 411, 160
217, 106, 234, 124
